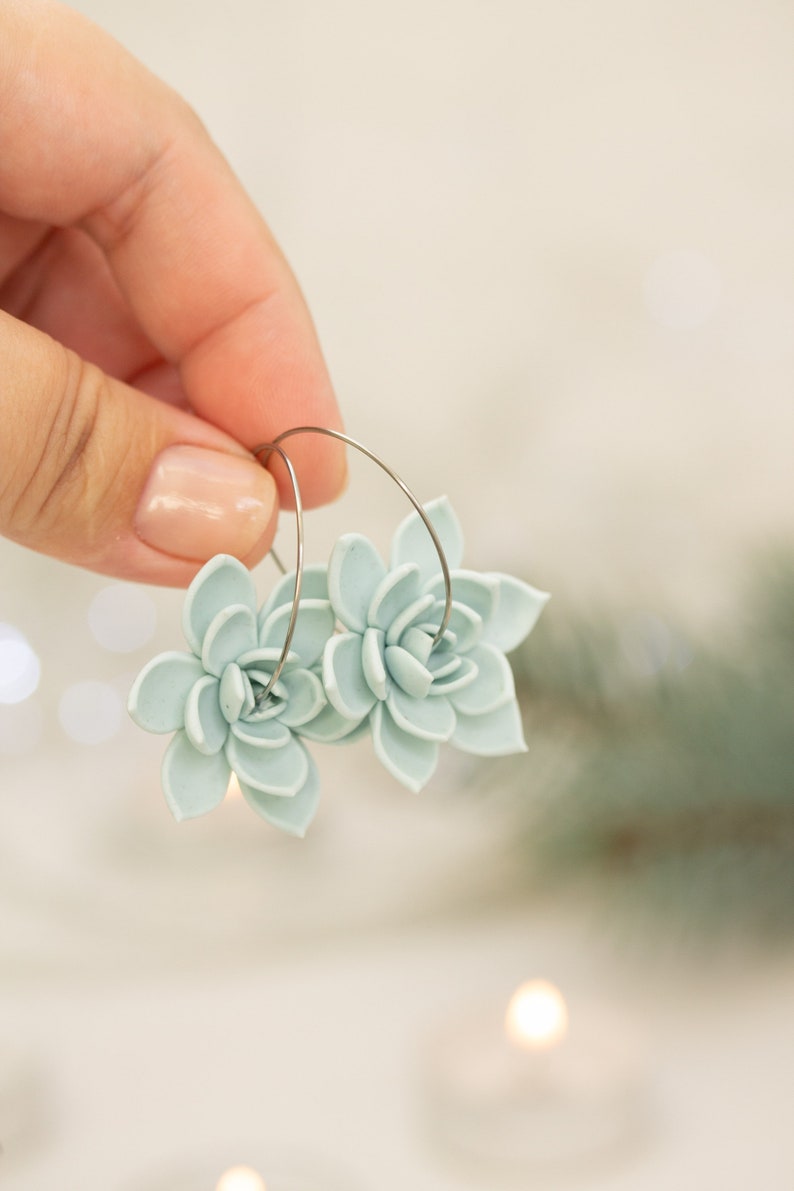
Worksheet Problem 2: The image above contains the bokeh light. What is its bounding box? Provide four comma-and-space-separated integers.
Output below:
0, 623, 41, 705
58, 681, 123, 745
215, 1166, 267, 1191
505, 980, 569, 1051
87, 585, 157, 653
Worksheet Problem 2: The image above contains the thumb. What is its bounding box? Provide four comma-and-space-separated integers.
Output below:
0, 314, 278, 585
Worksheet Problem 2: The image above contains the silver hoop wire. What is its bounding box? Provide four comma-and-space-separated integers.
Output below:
251, 442, 304, 701
253, 426, 453, 703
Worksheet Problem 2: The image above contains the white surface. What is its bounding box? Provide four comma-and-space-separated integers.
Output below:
2, 909, 794, 1190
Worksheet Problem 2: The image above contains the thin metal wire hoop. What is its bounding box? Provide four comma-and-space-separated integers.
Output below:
251, 442, 303, 700
252, 426, 453, 701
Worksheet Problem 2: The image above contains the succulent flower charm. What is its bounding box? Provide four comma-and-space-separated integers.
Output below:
128, 555, 333, 836
128, 495, 548, 832
321, 496, 549, 792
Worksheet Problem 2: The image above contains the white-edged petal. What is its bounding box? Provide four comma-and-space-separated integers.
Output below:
371, 702, 439, 792
230, 717, 292, 748
259, 599, 335, 668
277, 668, 327, 728
362, 627, 389, 700
451, 698, 527, 756
323, 632, 378, 720
161, 730, 230, 821
385, 645, 433, 698
327, 534, 386, 631
295, 701, 366, 743
482, 575, 550, 653
184, 674, 228, 755
258, 563, 329, 627
128, 651, 204, 733
448, 643, 515, 716
390, 496, 464, 586
242, 688, 288, 721
368, 564, 422, 632
240, 749, 320, 837
427, 652, 461, 681
182, 555, 256, 655
431, 599, 482, 654
428, 654, 478, 695
425, 569, 499, 626
201, 605, 258, 677
219, 663, 247, 723
399, 627, 433, 666
226, 733, 309, 796
387, 687, 456, 742
384, 593, 435, 647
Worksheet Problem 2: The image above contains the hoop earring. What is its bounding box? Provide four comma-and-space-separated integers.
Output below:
128, 428, 549, 836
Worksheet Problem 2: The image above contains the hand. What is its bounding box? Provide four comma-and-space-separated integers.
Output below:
0, 0, 345, 585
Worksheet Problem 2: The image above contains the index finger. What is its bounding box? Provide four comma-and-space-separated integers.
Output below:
0, 0, 345, 507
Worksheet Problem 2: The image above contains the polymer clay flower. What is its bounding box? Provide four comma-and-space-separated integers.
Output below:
128, 555, 334, 836
321, 496, 549, 791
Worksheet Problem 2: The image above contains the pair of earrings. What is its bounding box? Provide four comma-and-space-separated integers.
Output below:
128, 428, 548, 837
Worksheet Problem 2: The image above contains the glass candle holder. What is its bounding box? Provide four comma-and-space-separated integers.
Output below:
421, 979, 651, 1182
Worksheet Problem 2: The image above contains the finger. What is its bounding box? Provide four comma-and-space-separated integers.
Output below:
0, 0, 346, 507
1, 226, 159, 382
0, 312, 278, 585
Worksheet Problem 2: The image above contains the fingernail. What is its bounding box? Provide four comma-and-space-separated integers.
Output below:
135, 445, 276, 562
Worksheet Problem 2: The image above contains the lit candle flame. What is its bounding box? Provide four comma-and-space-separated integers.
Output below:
505, 979, 569, 1051
226, 773, 243, 800
215, 1166, 267, 1191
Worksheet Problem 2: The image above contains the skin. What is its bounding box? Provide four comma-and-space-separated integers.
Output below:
0, 0, 345, 586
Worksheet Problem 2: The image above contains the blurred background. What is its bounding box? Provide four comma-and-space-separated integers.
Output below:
1, 1, 793, 1187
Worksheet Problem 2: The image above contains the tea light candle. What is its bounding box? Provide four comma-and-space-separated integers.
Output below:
216, 1168, 267, 1191
423, 979, 649, 1179
129, 1151, 360, 1191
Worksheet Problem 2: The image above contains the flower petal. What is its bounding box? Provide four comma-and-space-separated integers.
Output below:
385, 645, 433, 698
230, 717, 292, 748
259, 599, 335, 669
384, 593, 436, 647
368, 564, 422, 632
240, 749, 320, 837
277, 668, 327, 728
448, 643, 515, 716
323, 632, 378, 720
427, 652, 461, 681
451, 698, 527, 756
481, 575, 550, 653
219, 662, 248, 723
184, 674, 228, 755
430, 599, 483, 654
425, 569, 499, 626
243, 689, 289, 721
428, 654, 478, 695
361, 627, 389, 700
128, 651, 204, 733
399, 627, 433, 666
390, 496, 464, 586
371, 703, 439, 792
387, 687, 456, 742
258, 563, 329, 627
226, 733, 309, 796
161, 730, 230, 821
327, 534, 387, 632
202, 605, 258, 677
296, 701, 366, 743
182, 555, 256, 655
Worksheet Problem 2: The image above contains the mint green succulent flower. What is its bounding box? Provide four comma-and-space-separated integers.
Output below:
319, 496, 549, 791
128, 555, 334, 836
